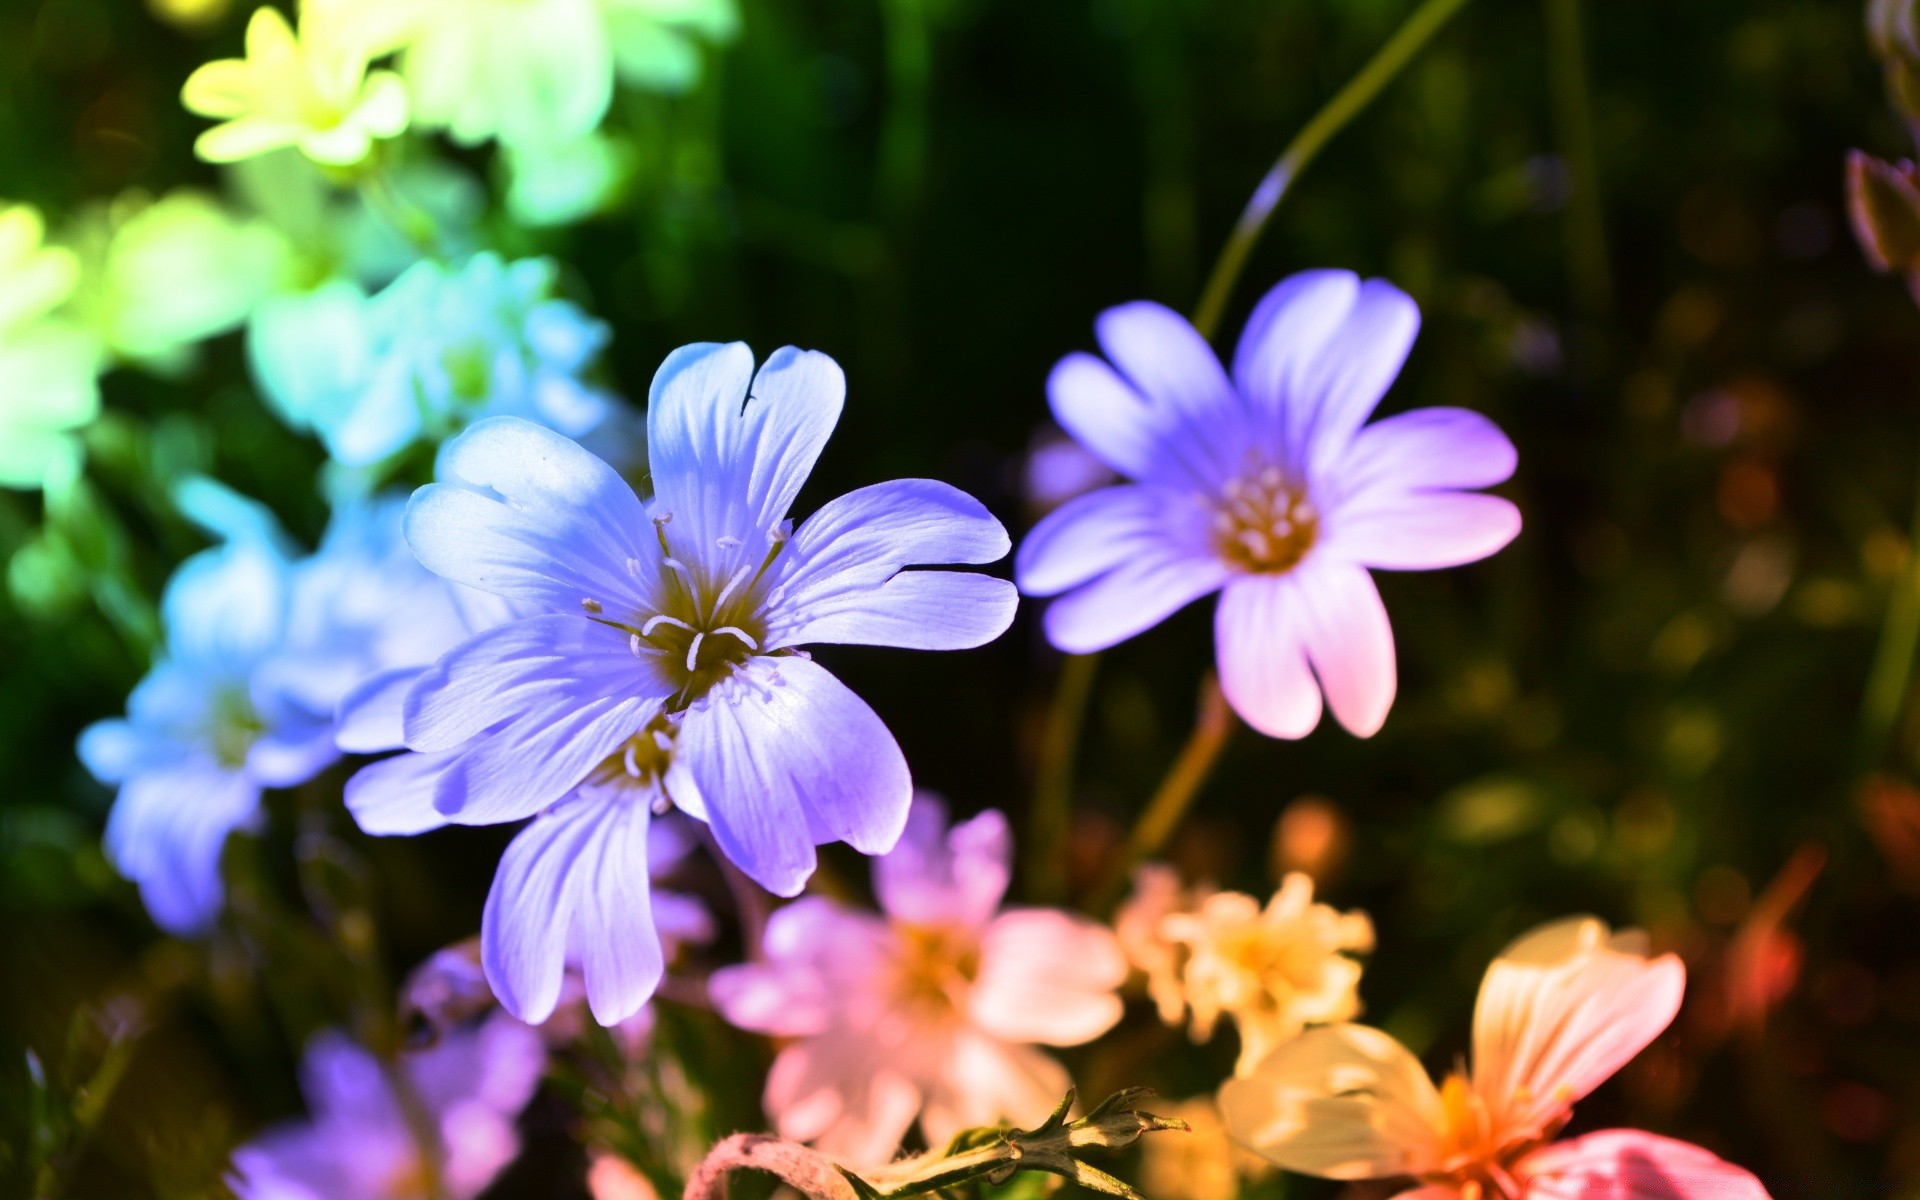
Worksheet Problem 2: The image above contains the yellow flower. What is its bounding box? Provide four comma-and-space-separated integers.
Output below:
1117, 867, 1373, 1075
181, 5, 409, 167
0, 204, 99, 491
1136, 1096, 1272, 1200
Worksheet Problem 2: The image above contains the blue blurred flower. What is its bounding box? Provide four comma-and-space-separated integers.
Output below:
229, 1014, 544, 1200
76, 488, 472, 934
369, 344, 1017, 1024
249, 252, 616, 471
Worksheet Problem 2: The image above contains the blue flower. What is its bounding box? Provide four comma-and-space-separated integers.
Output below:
229, 1014, 544, 1200
249, 252, 617, 471
77, 491, 472, 934
353, 343, 1017, 1025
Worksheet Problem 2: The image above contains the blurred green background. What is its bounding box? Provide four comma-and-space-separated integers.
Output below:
5, 0, 1920, 1195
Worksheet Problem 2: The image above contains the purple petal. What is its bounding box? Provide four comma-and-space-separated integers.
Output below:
1231, 270, 1361, 428
1095, 301, 1242, 475
405, 416, 652, 612
481, 802, 611, 1024
334, 665, 417, 754
769, 478, 1014, 649
345, 751, 455, 836
873, 796, 1011, 928
738, 347, 846, 531
1326, 490, 1522, 571
1333, 406, 1517, 498
435, 693, 659, 824
300, 1031, 397, 1119
1015, 484, 1190, 598
1040, 545, 1229, 654
774, 572, 1017, 651
644, 342, 758, 538
1049, 353, 1202, 486
404, 614, 673, 752
77, 719, 180, 784
678, 657, 912, 895
162, 538, 291, 666
1213, 575, 1322, 739
1291, 560, 1397, 737
104, 764, 258, 935
1287, 278, 1420, 473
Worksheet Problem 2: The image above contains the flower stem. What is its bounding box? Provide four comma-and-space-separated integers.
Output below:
1543, 0, 1613, 320
1189, 0, 1476, 341
1089, 673, 1235, 912
1025, 651, 1101, 903
1858, 427, 1920, 768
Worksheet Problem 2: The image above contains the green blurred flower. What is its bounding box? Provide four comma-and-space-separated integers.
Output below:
60, 191, 293, 374
0, 204, 100, 492
182, 5, 409, 167
503, 134, 636, 227
400, 0, 737, 151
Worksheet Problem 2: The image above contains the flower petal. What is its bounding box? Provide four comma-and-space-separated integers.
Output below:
404, 614, 673, 752
1291, 560, 1397, 737
1231, 270, 1361, 429
1213, 575, 1322, 739
1016, 484, 1187, 598
1327, 490, 1522, 571
406, 416, 652, 611
1334, 407, 1517, 498
335, 666, 417, 754
345, 751, 456, 836
709, 897, 888, 1037
970, 909, 1127, 1045
1048, 352, 1213, 487
1471, 916, 1686, 1140
1516, 1131, 1770, 1200
920, 1034, 1071, 1150
763, 1035, 923, 1166
104, 764, 259, 936
1287, 278, 1420, 473
873, 798, 1012, 928
483, 796, 665, 1025
1041, 542, 1228, 654
1095, 301, 1242, 475
678, 657, 912, 895
776, 571, 1017, 651
436, 692, 659, 824
1217, 1024, 1446, 1181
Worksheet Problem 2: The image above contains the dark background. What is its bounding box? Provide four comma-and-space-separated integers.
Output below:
4, 0, 1919, 1195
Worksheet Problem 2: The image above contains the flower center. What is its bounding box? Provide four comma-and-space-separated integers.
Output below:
592, 516, 788, 709
587, 713, 677, 804
1212, 466, 1316, 573
210, 686, 264, 768
887, 921, 981, 1017
1424, 1072, 1530, 1200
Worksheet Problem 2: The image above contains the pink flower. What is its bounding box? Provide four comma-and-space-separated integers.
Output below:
1218, 917, 1770, 1200
1016, 271, 1520, 738
708, 797, 1127, 1166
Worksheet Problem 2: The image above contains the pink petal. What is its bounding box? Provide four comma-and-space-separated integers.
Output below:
920, 1033, 1071, 1148
1292, 560, 1397, 737
970, 909, 1127, 1045
873, 797, 1011, 928
1516, 1130, 1770, 1200
1214, 574, 1322, 739
1333, 406, 1518, 497
1471, 917, 1686, 1140
1327, 490, 1521, 571
763, 1035, 923, 1166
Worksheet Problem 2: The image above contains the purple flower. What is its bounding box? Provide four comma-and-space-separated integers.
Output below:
1016, 270, 1520, 738
372, 342, 1017, 1025
229, 1014, 545, 1200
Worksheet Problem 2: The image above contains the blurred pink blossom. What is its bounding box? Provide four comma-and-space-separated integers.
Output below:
709, 796, 1127, 1166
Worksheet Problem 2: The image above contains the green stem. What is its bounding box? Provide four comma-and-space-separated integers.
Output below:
1189, 0, 1476, 340
1858, 428, 1920, 767
877, 0, 932, 224
1025, 652, 1101, 903
1089, 674, 1235, 913
1543, 0, 1613, 319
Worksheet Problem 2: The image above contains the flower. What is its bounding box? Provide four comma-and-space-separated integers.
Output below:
229, 1013, 545, 1200
75, 489, 465, 933
0, 203, 99, 491
395, 0, 736, 151
1218, 916, 1770, 1200
708, 797, 1128, 1165
59, 189, 291, 373
77, 526, 317, 933
182, 5, 409, 166
249, 253, 617, 471
1136, 1096, 1271, 1200
1015, 270, 1521, 739
1116, 867, 1371, 1073
371, 342, 1016, 1024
